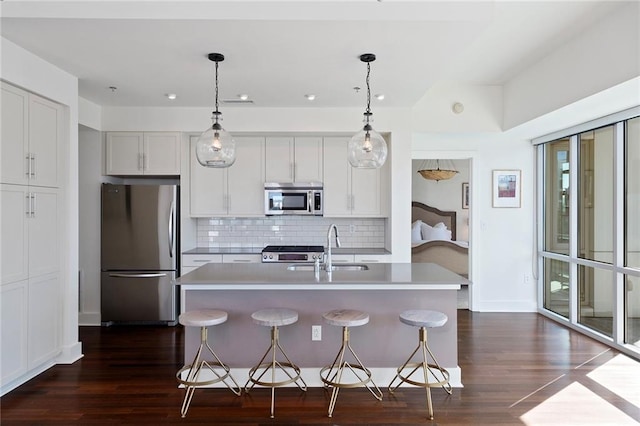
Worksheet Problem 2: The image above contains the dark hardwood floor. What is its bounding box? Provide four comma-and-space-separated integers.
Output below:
2, 311, 639, 425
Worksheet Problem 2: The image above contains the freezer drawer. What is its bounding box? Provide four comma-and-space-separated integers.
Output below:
101, 271, 177, 325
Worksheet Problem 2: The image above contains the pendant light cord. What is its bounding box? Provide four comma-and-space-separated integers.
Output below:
214, 60, 220, 115
365, 62, 372, 119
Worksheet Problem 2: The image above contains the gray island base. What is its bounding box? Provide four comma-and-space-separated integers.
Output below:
175, 262, 470, 388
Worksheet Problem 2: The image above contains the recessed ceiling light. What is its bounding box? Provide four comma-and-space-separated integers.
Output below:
165, 93, 177, 100
108, 86, 117, 92
239, 94, 249, 101
375, 94, 385, 101
305, 94, 316, 101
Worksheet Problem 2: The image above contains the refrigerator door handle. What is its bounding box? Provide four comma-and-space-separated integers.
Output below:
168, 200, 175, 258
108, 273, 168, 278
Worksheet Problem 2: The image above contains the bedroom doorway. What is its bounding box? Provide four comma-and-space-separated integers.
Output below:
411, 159, 471, 309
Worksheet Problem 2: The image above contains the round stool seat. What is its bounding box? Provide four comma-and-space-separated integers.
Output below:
323, 309, 369, 327
179, 309, 228, 327
399, 310, 447, 328
251, 308, 298, 327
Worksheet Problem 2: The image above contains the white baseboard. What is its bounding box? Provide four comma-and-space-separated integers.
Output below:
179, 366, 463, 389
79, 312, 101, 326
1, 360, 55, 396
473, 300, 537, 312
56, 341, 84, 364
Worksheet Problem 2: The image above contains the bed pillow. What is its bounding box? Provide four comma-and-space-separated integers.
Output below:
430, 227, 453, 241
433, 222, 447, 229
420, 221, 434, 240
411, 220, 423, 242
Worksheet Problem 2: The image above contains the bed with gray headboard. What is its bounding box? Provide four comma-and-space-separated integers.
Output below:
411, 201, 468, 277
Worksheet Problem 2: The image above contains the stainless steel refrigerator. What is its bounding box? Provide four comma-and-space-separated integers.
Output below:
101, 183, 179, 326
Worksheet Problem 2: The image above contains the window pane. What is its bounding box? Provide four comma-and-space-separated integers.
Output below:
544, 258, 569, 318
545, 139, 570, 255
627, 117, 640, 268
578, 126, 614, 263
578, 264, 613, 338
627, 275, 640, 347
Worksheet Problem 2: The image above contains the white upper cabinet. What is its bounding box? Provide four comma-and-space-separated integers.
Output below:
265, 136, 322, 183
323, 136, 385, 217
190, 136, 265, 217
105, 131, 180, 175
1, 82, 61, 188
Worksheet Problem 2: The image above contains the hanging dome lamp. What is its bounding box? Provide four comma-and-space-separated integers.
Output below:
348, 53, 387, 169
418, 159, 459, 181
195, 53, 236, 168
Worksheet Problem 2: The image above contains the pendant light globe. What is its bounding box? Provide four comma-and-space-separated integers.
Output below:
195, 53, 236, 168
348, 53, 387, 169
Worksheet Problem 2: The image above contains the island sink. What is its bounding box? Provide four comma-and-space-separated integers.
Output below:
287, 264, 369, 272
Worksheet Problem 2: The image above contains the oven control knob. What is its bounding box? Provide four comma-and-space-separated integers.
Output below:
269, 255, 273, 259
263, 255, 267, 260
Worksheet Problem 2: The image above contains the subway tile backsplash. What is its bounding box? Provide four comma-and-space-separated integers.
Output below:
196, 217, 386, 248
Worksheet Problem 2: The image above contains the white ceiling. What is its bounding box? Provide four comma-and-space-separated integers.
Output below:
0, 1, 626, 108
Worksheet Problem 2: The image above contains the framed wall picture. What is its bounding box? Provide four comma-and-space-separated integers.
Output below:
462, 182, 469, 209
492, 170, 521, 208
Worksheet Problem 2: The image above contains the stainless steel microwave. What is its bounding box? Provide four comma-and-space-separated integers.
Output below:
264, 182, 323, 216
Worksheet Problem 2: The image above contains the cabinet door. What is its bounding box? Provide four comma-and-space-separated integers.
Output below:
28, 187, 58, 278
189, 137, 226, 216
351, 167, 380, 216
322, 137, 352, 216
105, 132, 143, 175
28, 273, 59, 368
265, 137, 294, 182
1, 280, 28, 384
222, 254, 262, 263
227, 137, 265, 216
1, 185, 29, 285
293, 137, 323, 182
143, 132, 181, 175
1, 83, 29, 186
28, 94, 61, 187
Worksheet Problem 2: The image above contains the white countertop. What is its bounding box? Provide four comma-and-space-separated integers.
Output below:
175, 262, 469, 290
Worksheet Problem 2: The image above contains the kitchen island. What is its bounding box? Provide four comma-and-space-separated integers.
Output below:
175, 262, 470, 387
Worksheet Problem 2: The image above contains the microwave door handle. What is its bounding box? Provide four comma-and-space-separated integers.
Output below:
308, 191, 312, 213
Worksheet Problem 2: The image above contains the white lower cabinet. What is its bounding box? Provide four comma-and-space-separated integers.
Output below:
181, 254, 222, 275
222, 254, 261, 263
354, 254, 391, 263
1, 280, 28, 385
328, 254, 354, 263
27, 273, 59, 368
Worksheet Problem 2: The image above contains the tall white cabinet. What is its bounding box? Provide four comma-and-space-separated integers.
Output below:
1, 82, 62, 390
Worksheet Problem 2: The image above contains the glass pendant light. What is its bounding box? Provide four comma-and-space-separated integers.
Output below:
196, 53, 236, 168
348, 53, 387, 169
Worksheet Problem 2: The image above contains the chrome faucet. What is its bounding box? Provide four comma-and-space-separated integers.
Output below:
325, 224, 341, 272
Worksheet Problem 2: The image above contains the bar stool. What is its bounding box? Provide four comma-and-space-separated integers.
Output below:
244, 308, 307, 418
388, 309, 452, 420
320, 309, 383, 417
176, 309, 241, 418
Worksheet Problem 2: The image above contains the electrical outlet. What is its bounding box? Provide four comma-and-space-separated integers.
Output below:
524, 273, 530, 284
349, 224, 355, 233
312, 325, 322, 341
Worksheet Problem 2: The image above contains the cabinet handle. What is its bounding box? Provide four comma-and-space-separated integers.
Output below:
30, 154, 36, 178
31, 193, 36, 218
192, 259, 211, 263
232, 259, 252, 263
143, 153, 147, 171
25, 154, 31, 177
138, 153, 143, 170
108, 273, 167, 278
351, 195, 355, 211
25, 193, 31, 217
346, 194, 351, 210
291, 162, 294, 180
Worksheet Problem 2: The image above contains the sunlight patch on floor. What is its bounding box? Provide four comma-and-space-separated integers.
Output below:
520, 382, 639, 426
586, 354, 640, 407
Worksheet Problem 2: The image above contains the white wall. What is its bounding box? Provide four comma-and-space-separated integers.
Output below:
78, 125, 102, 325
0, 37, 81, 362
503, 2, 640, 130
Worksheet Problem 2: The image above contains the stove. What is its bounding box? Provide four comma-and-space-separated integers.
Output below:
261, 245, 325, 263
